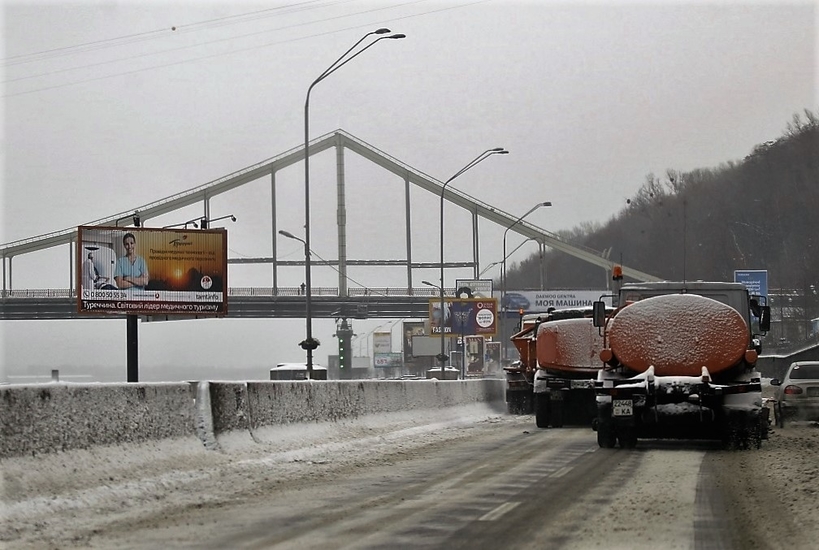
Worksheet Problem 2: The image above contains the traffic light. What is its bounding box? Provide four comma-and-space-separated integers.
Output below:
336, 318, 353, 373
338, 333, 347, 368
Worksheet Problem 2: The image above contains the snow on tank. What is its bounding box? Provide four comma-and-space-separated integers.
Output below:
606, 293, 750, 377
536, 317, 604, 375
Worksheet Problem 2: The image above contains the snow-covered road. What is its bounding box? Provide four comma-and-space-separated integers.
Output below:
2, 408, 818, 549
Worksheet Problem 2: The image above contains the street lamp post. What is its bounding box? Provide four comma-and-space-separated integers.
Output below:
477, 238, 538, 278
422, 280, 446, 378
436, 148, 508, 374
501, 201, 551, 362
301, 29, 405, 378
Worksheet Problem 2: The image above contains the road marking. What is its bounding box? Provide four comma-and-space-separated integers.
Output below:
550, 466, 573, 478
479, 501, 521, 521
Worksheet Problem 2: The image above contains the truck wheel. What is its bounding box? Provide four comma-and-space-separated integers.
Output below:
535, 394, 551, 428
521, 390, 534, 415
751, 420, 763, 450
722, 417, 751, 450
507, 395, 520, 415
597, 422, 616, 448
507, 392, 527, 415
551, 397, 564, 428
618, 427, 637, 449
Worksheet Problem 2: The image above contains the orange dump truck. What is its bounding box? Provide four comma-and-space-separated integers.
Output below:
505, 307, 609, 428
591, 281, 771, 449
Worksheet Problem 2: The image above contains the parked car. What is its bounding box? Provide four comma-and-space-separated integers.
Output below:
770, 361, 819, 426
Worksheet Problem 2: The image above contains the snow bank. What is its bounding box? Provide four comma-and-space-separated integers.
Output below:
0, 379, 505, 459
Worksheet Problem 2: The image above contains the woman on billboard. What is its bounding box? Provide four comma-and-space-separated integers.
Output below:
114, 232, 150, 290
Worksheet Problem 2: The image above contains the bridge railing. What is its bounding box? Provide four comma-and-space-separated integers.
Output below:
1, 287, 453, 299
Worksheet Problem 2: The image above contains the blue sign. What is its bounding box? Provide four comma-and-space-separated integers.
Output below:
734, 269, 768, 299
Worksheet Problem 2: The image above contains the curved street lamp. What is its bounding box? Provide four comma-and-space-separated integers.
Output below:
301, 29, 405, 378
501, 201, 551, 362
437, 148, 508, 373
478, 238, 538, 278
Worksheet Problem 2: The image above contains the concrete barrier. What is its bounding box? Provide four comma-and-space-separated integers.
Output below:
0, 379, 506, 459
0, 383, 196, 458
238, 379, 505, 429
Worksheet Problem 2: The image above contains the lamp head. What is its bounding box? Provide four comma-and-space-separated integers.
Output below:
540, 201, 552, 207
278, 230, 296, 239
374, 28, 391, 34
231, 215, 237, 222
388, 33, 406, 39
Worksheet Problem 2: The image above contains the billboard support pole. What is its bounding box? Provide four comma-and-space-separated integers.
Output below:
127, 314, 139, 382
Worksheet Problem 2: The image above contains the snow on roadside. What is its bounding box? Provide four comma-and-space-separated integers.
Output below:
709, 421, 819, 550
0, 404, 506, 547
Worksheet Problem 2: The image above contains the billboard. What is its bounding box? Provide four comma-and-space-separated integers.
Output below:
455, 278, 493, 298
464, 335, 485, 374
374, 352, 403, 368
411, 335, 450, 357
485, 341, 501, 372
402, 321, 426, 362
495, 289, 610, 314
372, 331, 392, 355
77, 226, 227, 316
734, 270, 768, 299
428, 298, 498, 337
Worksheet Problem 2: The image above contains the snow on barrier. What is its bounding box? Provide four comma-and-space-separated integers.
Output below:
0, 379, 505, 459
205, 379, 506, 450
242, 379, 505, 427
0, 383, 196, 458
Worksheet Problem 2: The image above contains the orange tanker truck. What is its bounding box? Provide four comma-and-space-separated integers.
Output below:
505, 306, 611, 428
591, 280, 771, 449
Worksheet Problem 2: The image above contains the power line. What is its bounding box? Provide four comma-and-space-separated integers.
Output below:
3, 0, 378, 84
2, 0, 346, 66
307, 248, 390, 298
3, 0, 488, 98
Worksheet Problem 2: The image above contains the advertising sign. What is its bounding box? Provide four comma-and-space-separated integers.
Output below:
734, 270, 768, 299
455, 278, 493, 298
485, 341, 501, 372
411, 335, 449, 357
372, 331, 392, 354
374, 352, 403, 368
495, 290, 610, 314
402, 321, 425, 362
77, 226, 227, 316
428, 298, 498, 337
464, 335, 485, 374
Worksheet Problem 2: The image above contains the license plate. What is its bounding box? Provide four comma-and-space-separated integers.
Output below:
613, 399, 633, 417
808, 387, 819, 397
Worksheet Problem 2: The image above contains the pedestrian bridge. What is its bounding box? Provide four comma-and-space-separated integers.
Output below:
0, 129, 660, 322
0, 286, 445, 320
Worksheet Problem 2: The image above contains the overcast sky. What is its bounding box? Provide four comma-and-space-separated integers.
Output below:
1, 0, 816, 382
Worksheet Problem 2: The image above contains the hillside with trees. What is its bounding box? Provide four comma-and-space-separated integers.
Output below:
505, 109, 819, 348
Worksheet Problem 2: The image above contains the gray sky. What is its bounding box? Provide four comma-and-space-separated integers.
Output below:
1, 0, 817, 381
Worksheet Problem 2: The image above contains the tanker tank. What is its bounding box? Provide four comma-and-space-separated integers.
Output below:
604, 293, 754, 378
592, 280, 771, 450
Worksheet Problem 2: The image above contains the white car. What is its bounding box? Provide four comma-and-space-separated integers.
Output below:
770, 361, 819, 425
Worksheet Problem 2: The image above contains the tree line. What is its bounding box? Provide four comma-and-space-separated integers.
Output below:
503, 109, 819, 347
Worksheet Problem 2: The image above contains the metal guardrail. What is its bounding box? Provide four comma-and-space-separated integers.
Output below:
0, 287, 450, 300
